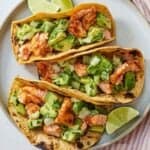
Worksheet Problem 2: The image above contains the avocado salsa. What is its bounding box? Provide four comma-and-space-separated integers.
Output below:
10, 85, 108, 143
37, 50, 141, 97
15, 7, 112, 61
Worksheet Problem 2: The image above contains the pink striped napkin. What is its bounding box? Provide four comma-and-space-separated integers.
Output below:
132, 0, 150, 22
100, 1, 150, 149
101, 112, 150, 150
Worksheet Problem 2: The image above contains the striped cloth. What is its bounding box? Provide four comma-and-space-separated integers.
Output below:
100, 112, 150, 150
132, 0, 150, 23
100, 2, 150, 149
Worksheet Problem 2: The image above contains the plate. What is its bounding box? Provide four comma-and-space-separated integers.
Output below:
0, 0, 150, 149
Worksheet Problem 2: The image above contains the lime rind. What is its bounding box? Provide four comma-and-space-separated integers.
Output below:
106, 107, 139, 134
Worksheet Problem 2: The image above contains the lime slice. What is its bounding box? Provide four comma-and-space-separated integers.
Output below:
28, 0, 60, 14
52, 0, 74, 11
106, 107, 139, 134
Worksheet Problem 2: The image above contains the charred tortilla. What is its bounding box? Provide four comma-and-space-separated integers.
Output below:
8, 77, 108, 150
36, 46, 144, 105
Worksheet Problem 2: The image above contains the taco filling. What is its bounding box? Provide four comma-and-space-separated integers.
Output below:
13, 6, 113, 61
9, 79, 108, 147
37, 49, 142, 97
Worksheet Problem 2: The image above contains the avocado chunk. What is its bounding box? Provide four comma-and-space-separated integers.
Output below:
124, 72, 136, 91
48, 19, 69, 45
53, 73, 70, 86
30, 21, 43, 28
89, 125, 104, 133
55, 19, 69, 31
16, 24, 36, 42
48, 30, 66, 45
80, 77, 92, 84
40, 104, 58, 118
79, 26, 103, 45
40, 21, 55, 33
28, 119, 43, 129
73, 101, 85, 115
10, 91, 26, 116
88, 55, 113, 81
71, 81, 80, 89
59, 61, 74, 73
40, 100, 60, 118
45, 91, 58, 103
96, 13, 111, 29
15, 103, 26, 116
40, 92, 61, 118
10, 91, 19, 106
53, 35, 76, 51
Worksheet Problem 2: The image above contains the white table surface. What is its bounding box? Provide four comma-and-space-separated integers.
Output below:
0, 1, 37, 150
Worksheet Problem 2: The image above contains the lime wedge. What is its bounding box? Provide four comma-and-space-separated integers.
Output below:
106, 107, 139, 134
52, 0, 74, 11
28, 0, 60, 14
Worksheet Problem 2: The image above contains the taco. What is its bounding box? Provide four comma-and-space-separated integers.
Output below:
11, 3, 115, 64
8, 77, 109, 150
36, 46, 144, 105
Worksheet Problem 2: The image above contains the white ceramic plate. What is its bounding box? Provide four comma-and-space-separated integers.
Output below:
0, 0, 150, 150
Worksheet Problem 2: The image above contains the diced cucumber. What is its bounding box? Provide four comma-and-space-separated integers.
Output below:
44, 118, 54, 126
93, 75, 100, 85
28, 119, 43, 129
62, 130, 78, 142
85, 83, 97, 96
90, 55, 101, 66
79, 107, 90, 119
100, 71, 109, 81
29, 111, 40, 119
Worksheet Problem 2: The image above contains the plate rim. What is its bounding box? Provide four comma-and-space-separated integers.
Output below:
0, 0, 149, 149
